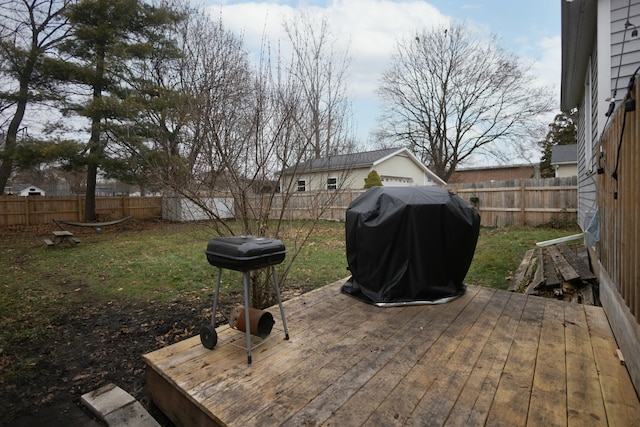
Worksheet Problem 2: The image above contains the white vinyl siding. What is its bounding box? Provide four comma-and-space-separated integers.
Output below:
578, 52, 599, 231
610, 0, 640, 103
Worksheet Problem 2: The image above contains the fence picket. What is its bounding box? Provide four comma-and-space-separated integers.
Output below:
1, 177, 577, 227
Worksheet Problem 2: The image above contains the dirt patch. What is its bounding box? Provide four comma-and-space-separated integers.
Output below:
1, 294, 222, 426
0, 221, 246, 426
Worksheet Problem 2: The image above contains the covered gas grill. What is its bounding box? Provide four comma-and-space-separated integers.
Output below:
202, 236, 290, 364
342, 186, 480, 306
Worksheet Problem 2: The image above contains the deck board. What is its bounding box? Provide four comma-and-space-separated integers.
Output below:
143, 279, 640, 426
527, 298, 567, 427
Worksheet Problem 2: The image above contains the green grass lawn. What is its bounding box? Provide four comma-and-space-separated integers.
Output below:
0, 220, 579, 340
465, 226, 581, 290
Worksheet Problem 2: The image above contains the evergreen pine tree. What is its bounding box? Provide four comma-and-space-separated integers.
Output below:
539, 113, 577, 178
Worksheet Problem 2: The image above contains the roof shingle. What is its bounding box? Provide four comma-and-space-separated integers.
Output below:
551, 144, 577, 164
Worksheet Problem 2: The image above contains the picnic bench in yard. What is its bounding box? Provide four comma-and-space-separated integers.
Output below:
44, 230, 80, 247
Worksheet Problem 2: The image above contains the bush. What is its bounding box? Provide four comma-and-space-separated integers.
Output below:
364, 170, 383, 188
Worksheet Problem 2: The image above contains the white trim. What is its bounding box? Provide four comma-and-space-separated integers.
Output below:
598, 0, 612, 135
585, 58, 594, 173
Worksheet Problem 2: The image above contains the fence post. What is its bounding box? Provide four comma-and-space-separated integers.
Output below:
520, 180, 526, 226
25, 197, 30, 225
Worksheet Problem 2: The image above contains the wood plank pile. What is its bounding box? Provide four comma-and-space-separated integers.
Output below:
508, 243, 598, 304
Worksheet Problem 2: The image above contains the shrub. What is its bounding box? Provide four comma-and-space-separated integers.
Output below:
364, 170, 383, 188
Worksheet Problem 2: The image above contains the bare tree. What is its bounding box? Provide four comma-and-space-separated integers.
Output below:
145, 10, 355, 308
0, 0, 73, 194
377, 23, 554, 181
284, 12, 354, 160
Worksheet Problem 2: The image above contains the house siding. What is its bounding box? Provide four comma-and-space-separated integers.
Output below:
555, 163, 578, 178
577, 0, 640, 231
287, 170, 359, 192
374, 153, 434, 186
281, 150, 442, 191
610, 0, 640, 102
578, 51, 599, 231
563, 0, 640, 397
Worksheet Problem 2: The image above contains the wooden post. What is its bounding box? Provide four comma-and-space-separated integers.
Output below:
520, 179, 526, 226
77, 196, 82, 221
25, 196, 30, 225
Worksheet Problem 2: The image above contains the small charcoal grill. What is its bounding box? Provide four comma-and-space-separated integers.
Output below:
202, 236, 290, 364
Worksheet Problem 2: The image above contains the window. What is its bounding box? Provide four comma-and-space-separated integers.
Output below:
297, 180, 306, 192
327, 177, 338, 190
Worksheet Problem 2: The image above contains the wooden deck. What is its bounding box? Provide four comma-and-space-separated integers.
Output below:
143, 280, 640, 426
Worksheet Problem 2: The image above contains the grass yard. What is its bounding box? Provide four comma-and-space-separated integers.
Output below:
0, 219, 580, 424
0, 220, 580, 338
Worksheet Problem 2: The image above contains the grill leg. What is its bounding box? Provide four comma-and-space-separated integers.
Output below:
242, 272, 252, 364
212, 268, 222, 327
271, 266, 289, 340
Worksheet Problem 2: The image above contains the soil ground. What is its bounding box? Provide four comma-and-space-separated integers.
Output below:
0, 221, 250, 427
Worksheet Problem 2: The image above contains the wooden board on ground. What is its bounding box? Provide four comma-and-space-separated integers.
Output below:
547, 245, 580, 282
543, 251, 561, 288
509, 248, 534, 291
557, 243, 596, 281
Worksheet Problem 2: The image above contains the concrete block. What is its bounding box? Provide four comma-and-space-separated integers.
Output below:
104, 401, 160, 427
81, 383, 159, 427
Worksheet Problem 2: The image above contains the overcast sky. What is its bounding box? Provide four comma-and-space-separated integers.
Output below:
198, 0, 561, 162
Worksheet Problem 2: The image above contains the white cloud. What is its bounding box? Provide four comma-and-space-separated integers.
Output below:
203, 0, 560, 145
206, 0, 448, 100
530, 35, 561, 100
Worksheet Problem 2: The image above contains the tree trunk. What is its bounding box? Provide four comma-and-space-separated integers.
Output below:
85, 48, 106, 221
0, 53, 37, 194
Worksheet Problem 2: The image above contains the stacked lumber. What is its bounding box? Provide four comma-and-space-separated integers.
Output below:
508, 243, 598, 304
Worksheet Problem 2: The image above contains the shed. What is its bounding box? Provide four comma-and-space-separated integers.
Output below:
18, 185, 46, 196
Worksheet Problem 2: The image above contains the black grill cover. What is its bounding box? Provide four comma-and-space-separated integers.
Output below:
341, 186, 480, 305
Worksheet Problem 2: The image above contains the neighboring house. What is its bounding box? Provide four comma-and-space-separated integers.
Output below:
562, 0, 640, 394
550, 144, 578, 177
18, 185, 46, 196
281, 147, 446, 192
448, 164, 537, 184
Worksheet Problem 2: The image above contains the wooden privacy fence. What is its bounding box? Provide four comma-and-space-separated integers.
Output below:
445, 177, 578, 227
0, 196, 162, 226
253, 177, 577, 226
598, 82, 640, 322
263, 189, 367, 221
1, 178, 576, 227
